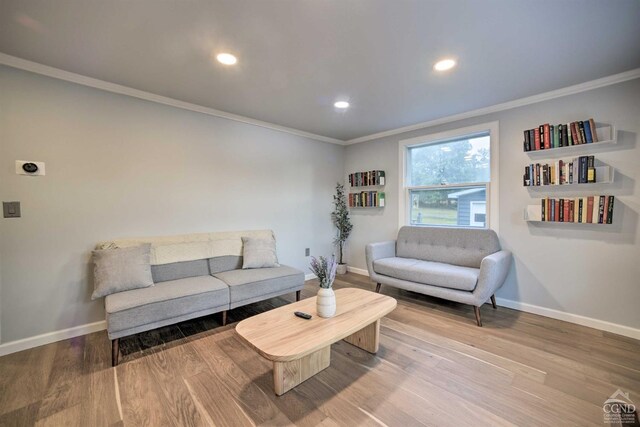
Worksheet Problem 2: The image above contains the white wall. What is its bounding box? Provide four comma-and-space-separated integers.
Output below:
345, 78, 640, 334
0, 65, 344, 344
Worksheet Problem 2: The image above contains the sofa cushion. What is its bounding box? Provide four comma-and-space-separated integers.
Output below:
214, 265, 303, 307
151, 259, 210, 283
105, 275, 229, 333
396, 226, 500, 268
208, 255, 243, 274
91, 244, 154, 299
373, 257, 479, 291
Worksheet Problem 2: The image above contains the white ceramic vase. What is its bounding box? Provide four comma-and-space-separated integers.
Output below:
316, 287, 336, 318
336, 263, 347, 275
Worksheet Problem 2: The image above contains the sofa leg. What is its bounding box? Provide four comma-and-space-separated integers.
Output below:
221, 310, 227, 326
111, 338, 119, 367
296, 290, 301, 302
473, 306, 482, 327
490, 295, 497, 309
375, 283, 381, 293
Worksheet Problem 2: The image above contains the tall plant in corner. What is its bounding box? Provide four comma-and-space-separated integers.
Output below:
331, 183, 353, 274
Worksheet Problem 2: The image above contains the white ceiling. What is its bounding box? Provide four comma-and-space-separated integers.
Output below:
1, 0, 639, 142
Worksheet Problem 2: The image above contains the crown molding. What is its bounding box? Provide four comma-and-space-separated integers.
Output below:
346, 68, 640, 145
0, 53, 346, 145
3, 52, 639, 147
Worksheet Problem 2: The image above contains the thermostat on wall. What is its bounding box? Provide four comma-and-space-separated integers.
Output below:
16, 160, 46, 176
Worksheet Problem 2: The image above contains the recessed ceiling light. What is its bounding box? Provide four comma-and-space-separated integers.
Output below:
216, 53, 237, 65
434, 58, 456, 72
334, 101, 350, 109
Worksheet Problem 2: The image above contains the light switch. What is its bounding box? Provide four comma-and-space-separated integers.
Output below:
3, 202, 21, 218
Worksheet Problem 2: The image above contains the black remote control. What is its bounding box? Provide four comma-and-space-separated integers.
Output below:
294, 311, 312, 320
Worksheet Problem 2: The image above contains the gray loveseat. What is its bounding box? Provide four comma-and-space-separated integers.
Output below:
99, 230, 304, 365
366, 226, 511, 326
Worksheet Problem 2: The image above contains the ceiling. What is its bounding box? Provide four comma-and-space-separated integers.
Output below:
1, 0, 639, 142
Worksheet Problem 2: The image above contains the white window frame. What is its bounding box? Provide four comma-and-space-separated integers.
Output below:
398, 121, 499, 232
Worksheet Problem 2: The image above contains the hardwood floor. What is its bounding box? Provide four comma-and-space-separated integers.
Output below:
1, 273, 639, 426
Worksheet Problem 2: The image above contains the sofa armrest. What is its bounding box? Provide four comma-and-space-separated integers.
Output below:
473, 250, 512, 305
365, 241, 397, 277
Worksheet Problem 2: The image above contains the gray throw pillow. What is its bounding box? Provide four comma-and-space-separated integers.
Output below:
91, 244, 154, 299
242, 237, 280, 269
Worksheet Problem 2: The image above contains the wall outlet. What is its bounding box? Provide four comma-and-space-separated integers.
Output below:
305, 248, 310, 256
16, 160, 46, 176
3, 201, 21, 218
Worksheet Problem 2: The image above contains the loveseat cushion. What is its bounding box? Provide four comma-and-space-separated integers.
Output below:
373, 257, 479, 291
105, 275, 229, 333
214, 265, 304, 308
396, 226, 500, 268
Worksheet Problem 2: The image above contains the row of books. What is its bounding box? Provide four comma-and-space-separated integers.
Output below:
348, 170, 385, 187
538, 196, 614, 223
523, 156, 597, 186
349, 191, 385, 208
523, 118, 599, 151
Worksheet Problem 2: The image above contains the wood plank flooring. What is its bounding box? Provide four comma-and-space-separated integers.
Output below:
1, 273, 639, 426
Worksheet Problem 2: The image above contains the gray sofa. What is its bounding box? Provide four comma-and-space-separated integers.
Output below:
100, 230, 304, 365
366, 226, 511, 326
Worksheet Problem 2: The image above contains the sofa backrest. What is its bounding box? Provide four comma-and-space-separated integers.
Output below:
396, 226, 500, 268
98, 230, 273, 283
151, 259, 210, 283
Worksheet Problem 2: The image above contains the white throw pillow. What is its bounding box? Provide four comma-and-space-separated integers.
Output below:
91, 244, 154, 299
242, 237, 280, 269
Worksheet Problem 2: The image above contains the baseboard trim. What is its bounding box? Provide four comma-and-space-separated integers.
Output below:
1, 275, 317, 357
2, 271, 636, 356
0, 320, 107, 357
346, 266, 639, 340
494, 298, 640, 340
347, 266, 370, 276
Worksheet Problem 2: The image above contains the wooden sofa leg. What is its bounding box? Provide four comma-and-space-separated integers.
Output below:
221, 310, 228, 326
375, 283, 381, 293
296, 290, 301, 302
490, 295, 497, 309
473, 306, 482, 327
111, 338, 119, 367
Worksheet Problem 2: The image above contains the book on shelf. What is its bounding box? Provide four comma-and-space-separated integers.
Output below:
523, 118, 600, 152
578, 121, 587, 144
348, 170, 385, 187
537, 195, 613, 223
589, 119, 597, 141
523, 155, 599, 186
543, 124, 551, 150
349, 191, 385, 208
562, 124, 569, 146
606, 195, 614, 224
584, 120, 593, 143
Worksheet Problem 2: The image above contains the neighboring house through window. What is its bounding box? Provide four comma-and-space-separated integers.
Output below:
399, 121, 499, 230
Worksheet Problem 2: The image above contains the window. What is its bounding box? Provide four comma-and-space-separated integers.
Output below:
399, 122, 499, 230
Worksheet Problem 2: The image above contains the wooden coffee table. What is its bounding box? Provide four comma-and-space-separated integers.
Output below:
236, 287, 397, 395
